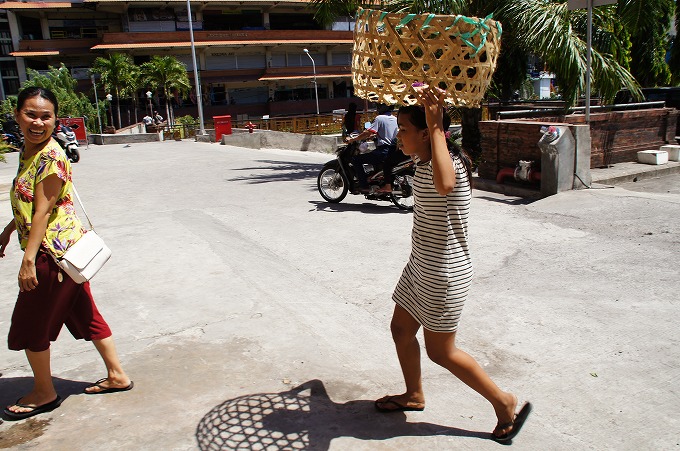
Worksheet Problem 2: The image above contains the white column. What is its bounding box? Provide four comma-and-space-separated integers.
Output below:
7, 11, 27, 84
40, 14, 50, 39
265, 47, 272, 68
198, 48, 207, 70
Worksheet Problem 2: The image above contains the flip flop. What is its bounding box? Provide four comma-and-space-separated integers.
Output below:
492, 401, 533, 443
3, 396, 62, 421
374, 395, 425, 413
84, 378, 134, 395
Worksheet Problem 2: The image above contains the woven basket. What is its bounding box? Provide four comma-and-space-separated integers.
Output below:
352, 8, 502, 107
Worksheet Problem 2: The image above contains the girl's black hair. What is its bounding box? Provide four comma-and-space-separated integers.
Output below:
16, 87, 59, 116
397, 105, 472, 182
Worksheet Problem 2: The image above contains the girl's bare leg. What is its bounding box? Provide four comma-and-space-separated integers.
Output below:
376, 305, 425, 409
423, 330, 517, 432
84, 336, 131, 393
7, 349, 58, 413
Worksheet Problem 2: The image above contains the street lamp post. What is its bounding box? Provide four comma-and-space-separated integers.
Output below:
187, 0, 206, 135
91, 75, 102, 135
106, 93, 113, 130
303, 48, 319, 115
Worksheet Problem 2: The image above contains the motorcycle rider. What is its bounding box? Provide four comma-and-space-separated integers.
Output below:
345, 103, 398, 193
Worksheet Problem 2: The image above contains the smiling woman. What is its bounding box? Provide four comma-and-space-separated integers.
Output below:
0, 87, 133, 421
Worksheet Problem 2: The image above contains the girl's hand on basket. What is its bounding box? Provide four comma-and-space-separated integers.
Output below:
416, 87, 447, 131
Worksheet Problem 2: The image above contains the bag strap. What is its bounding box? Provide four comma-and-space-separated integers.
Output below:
70, 184, 96, 232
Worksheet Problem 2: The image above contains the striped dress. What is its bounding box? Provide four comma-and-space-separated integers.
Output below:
392, 154, 472, 333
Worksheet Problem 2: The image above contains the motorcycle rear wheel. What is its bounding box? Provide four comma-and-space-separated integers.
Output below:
390, 174, 414, 210
317, 162, 349, 203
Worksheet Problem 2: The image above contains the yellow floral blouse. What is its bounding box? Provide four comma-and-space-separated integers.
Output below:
10, 138, 85, 259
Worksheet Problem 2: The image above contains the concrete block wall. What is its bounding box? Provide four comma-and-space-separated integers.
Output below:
90, 133, 161, 145
220, 130, 339, 153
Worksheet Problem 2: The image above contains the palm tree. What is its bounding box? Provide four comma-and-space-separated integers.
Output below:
90, 53, 136, 129
501, 1, 643, 107
141, 56, 191, 127
126, 65, 143, 125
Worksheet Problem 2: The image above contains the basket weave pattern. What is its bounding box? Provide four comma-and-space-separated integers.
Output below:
352, 8, 502, 107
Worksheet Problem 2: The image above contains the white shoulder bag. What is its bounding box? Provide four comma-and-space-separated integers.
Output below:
55, 185, 111, 284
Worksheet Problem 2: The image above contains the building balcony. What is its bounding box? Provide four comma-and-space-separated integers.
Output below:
10, 38, 99, 57
92, 29, 353, 51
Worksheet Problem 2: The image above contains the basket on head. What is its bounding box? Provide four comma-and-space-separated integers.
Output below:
351, 8, 502, 107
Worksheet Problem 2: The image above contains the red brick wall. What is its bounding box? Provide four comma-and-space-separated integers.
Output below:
542, 108, 678, 167
478, 120, 564, 180
478, 108, 679, 180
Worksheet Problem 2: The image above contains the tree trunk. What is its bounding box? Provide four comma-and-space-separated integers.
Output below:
164, 88, 171, 128
116, 100, 122, 129
133, 98, 139, 124
460, 107, 483, 169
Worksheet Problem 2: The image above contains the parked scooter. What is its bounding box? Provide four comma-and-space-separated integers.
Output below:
53, 122, 80, 163
1, 115, 23, 150
317, 138, 415, 210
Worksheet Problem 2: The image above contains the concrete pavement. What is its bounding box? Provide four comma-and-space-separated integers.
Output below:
0, 141, 679, 450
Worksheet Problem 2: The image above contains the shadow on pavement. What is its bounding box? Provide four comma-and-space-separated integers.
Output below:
227, 160, 322, 184
196, 379, 490, 450
309, 200, 412, 214
0, 376, 90, 417
474, 195, 535, 206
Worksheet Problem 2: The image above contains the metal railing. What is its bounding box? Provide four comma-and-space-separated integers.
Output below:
157, 106, 490, 137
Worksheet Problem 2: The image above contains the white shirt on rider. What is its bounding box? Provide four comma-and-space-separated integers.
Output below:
369, 113, 398, 148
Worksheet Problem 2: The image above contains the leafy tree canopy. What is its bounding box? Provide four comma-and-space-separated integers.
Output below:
1, 63, 99, 133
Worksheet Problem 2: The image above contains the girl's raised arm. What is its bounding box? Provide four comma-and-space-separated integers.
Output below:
419, 88, 456, 195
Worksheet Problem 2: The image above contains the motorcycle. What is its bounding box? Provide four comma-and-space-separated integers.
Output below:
53, 123, 80, 163
317, 139, 415, 210
1, 116, 23, 150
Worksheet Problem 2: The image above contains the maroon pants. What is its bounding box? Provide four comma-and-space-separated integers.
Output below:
8, 251, 112, 352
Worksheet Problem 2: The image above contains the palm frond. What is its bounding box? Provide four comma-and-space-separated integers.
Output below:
502, 0, 642, 106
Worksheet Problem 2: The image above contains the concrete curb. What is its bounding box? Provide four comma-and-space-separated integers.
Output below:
590, 161, 680, 185
473, 161, 680, 198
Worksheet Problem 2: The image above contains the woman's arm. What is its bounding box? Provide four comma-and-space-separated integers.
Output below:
420, 88, 456, 195
0, 219, 16, 258
18, 173, 62, 292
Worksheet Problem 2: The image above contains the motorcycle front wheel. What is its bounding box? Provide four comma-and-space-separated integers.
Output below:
68, 147, 80, 163
317, 161, 349, 203
391, 174, 414, 210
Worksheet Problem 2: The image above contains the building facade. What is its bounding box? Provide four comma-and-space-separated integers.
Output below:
0, 0, 361, 124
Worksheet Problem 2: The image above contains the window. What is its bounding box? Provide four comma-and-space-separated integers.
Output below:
269, 14, 321, 30
203, 10, 262, 31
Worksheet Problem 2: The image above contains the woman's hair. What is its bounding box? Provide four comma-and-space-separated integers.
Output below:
16, 87, 59, 116
344, 102, 357, 133
397, 105, 472, 181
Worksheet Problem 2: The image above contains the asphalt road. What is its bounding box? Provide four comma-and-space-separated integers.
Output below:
0, 141, 678, 450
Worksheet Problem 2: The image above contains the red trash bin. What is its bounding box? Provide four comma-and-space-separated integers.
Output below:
213, 115, 232, 141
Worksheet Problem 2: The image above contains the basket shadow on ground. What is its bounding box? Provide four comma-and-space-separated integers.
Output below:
226, 160, 323, 184
195, 379, 490, 451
